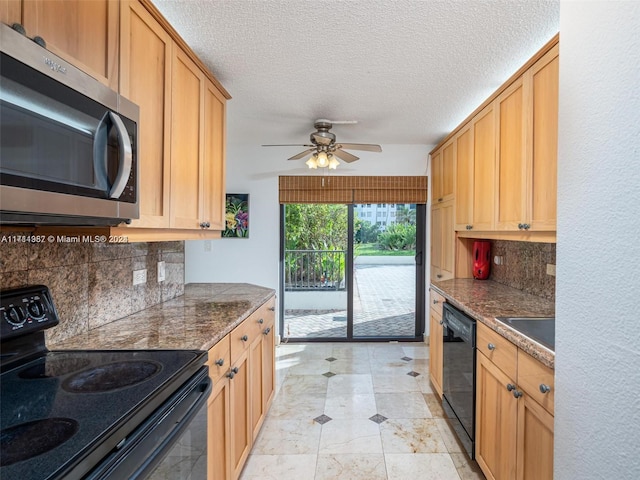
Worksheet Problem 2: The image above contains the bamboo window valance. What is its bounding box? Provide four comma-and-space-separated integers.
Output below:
279, 176, 428, 204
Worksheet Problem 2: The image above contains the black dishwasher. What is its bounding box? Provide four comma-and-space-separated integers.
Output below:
441, 302, 477, 459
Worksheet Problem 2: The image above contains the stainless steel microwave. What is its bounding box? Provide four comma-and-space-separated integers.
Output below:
0, 23, 139, 226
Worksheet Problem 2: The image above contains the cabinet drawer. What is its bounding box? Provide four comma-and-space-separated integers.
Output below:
517, 349, 555, 415
248, 297, 276, 336
207, 334, 230, 384
430, 290, 446, 312
477, 322, 517, 380
230, 317, 256, 364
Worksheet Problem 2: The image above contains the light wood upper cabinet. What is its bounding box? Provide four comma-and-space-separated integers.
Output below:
431, 142, 455, 204
18, 0, 119, 90
496, 76, 528, 231
454, 125, 474, 230
472, 103, 497, 231
529, 45, 558, 231
0, 0, 21, 25
120, 0, 171, 228
430, 199, 455, 282
202, 80, 227, 231
170, 46, 204, 229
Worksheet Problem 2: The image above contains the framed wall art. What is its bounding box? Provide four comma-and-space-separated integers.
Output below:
223, 194, 249, 238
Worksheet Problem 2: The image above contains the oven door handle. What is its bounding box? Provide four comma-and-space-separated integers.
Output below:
85, 366, 212, 480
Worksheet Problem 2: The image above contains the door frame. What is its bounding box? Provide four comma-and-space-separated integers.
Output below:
279, 203, 426, 343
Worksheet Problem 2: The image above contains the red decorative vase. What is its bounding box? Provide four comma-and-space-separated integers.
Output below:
473, 240, 491, 280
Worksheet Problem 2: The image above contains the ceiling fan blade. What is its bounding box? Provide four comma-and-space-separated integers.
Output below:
336, 143, 382, 152
288, 148, 316, 160
333, 148, 359, 163
262, 144, 314, 147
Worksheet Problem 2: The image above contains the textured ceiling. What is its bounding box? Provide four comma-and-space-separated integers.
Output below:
153, 0, 559, 148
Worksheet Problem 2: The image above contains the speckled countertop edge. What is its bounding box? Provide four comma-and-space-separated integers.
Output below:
430, 279, 555, 369
50, 283, 276, 352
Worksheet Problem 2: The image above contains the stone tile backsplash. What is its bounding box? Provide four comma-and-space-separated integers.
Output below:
0, 234, 185, 344
488, 240, 555, 301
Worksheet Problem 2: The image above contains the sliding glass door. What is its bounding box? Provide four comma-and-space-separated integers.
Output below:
280, 203, 425, 342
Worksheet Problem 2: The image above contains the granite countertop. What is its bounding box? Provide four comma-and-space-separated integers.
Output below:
430, 279, 555, 368
50, 283, 275, 352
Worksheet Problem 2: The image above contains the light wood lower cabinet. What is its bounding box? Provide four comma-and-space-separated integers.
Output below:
475, 323, 554, 480
428, 290, 445, 397
207, 296, 276, 480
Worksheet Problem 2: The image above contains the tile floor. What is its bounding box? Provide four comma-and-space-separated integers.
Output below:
240, 342, 485, 480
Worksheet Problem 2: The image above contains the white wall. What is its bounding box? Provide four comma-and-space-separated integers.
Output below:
556, 2, 640, 478
185, 143, 430, 329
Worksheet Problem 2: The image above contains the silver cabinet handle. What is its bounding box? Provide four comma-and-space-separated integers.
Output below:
539, 384, 551, 394
487, 343, 496, 351
215, 358, 224, 367
107, 112, 133, 199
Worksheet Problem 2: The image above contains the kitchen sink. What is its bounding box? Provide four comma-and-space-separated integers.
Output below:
496, 317, 555, 351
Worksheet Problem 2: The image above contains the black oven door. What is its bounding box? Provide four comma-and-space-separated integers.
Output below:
86, 366, 211, 480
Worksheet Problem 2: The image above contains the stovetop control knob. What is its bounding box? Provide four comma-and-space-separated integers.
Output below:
4, 305, 26, 326
27, 299, 45, 319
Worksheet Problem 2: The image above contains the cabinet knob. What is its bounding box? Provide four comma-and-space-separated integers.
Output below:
10, 23, 26, 35
513, 389, 523, 399
436, 274, 443, 279
506, 383, 516, 392
241, 335, 249, 342
268, 306, 275, 311
215, 358, 224, 367
539, 384, 551, 394
487, 343, 496, 351
258, 318, 264, 324
263, 327, 271, 335
433, 299, 439, 304
466, 225, 473, 230
439, 320, 443, 325
32, 35, 46, 48
438, 197, 443, 202
523, 223, 531, 230
518, 223, 524, 230
226, 366, 239, 379
200, 222, 207, 229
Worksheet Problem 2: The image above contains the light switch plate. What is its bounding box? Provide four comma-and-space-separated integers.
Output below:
133, 269, 147, 285
157, 261, 166, 282
546, 264, 556, 276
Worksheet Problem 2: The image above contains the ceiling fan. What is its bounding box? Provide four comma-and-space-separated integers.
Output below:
262, 119, 382, 169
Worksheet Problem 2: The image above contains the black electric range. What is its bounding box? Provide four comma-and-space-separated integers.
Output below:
0, 285, 210, 480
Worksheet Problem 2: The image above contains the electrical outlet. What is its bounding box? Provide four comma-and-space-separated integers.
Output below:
494, 255, 504, 265
546, 264, 556, 276
157, 261, 166, 282
133, 269, 147, 285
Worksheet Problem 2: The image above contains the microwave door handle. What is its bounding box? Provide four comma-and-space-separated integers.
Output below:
108, 112, 133, 199
93, 112, 110, 192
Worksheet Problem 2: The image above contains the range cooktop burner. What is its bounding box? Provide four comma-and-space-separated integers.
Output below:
0, 418, 79, 466
19, 355, 91, 379
62, 360, 162, 393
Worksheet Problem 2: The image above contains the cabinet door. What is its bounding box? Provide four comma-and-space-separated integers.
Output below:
430, 204, 443, 281
454, 126, 474, 230
208, 377, 231, 480
229, 351, 251, 480
476, 351, 518, 480
516, 394, 554, 480
120, 0, 172, 228
431, 149, 442, 203
249, 333, 265, 442
472, 104, 496, 230
431, 144, 454, 204
22, 0, 119, 89
261, 318, 276, 415
496, 77, 528, 231
202, 80, 226, 231
0, 0, 21, 25
428, 306, 443, 397
529, 46, 558, 231
430, 200, 454, 282
170, 45, 204, 229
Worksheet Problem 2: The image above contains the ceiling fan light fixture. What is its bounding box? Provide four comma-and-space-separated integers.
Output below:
316, 151, 329, 168
306, 156, 318, 169
328, 156, 339, 169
